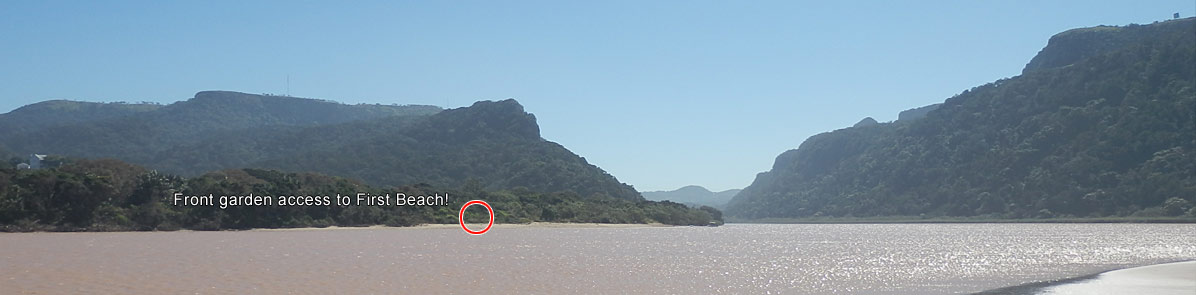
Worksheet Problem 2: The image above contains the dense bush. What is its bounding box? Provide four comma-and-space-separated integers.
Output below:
0, 159, 720, 232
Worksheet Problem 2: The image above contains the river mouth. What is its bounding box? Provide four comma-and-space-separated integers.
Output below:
3, 223, 1193, 294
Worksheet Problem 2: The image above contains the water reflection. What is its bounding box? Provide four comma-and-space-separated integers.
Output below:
1, 224, 1193, 294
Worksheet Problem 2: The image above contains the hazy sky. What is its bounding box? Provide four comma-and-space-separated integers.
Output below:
1, 1, 1190, 191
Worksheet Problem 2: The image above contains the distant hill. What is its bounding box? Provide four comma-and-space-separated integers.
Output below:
1, 91, 441, 163
0, 91, 642, 200
727, 18, 1196, 219
852, 117, 879, 128
642, 185, 742, 209
0, 100, 161, 139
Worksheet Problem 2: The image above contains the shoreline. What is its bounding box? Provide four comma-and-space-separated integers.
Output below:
5, 219, 1191, 233
250, 222, 672, 232
975, 260, 1196, 295
0, 221, 676, 233
729, 216, 1196, 224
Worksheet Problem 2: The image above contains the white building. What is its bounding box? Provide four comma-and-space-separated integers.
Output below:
29, 154, 46, 169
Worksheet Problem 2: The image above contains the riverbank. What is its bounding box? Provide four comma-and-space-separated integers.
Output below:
976, 260, 1196, 295
728, 216, 1196, 224
1, 221, 679, 233
249, 222, 671, 232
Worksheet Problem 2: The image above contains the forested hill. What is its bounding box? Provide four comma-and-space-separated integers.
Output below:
0, 91, 442, 161
0, 100, 162, 134
1, 91, 642, 200
1022, 19, 1195, 74
727, 18, 1196, 219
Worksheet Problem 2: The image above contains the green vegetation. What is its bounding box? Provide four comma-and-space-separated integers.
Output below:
728, 18, 1196, 220
0, 158, 722, 232
1021, 20, 1191, 74
0, 100, 162, 138
0, 90, 667, 230
0, 92, 641, 200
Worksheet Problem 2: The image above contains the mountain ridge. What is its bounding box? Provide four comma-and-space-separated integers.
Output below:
727, 18, 1196, 219
642, 185, 742, 209
1, 91, 643, 200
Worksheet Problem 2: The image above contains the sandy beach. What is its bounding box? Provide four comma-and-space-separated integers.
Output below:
980, 260, 1196, 294
1035, 260, 1196, 295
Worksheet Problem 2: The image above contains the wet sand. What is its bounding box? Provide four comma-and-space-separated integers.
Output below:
976, 260, 1196, 295
1035, 260, 1196, 295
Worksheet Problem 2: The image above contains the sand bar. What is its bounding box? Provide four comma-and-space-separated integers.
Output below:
1035, 260, 1196, 295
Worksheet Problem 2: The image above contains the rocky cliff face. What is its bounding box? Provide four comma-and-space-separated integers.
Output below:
1023, 18, 1193, 74
415, 99, 541, 142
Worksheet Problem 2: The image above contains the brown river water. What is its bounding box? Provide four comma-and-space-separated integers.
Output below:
2, 223, 1193, 294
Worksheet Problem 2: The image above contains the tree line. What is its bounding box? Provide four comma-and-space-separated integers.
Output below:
0, 158, 721, 232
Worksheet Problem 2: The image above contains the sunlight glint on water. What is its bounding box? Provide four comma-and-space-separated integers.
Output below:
1, 224, 1193, 294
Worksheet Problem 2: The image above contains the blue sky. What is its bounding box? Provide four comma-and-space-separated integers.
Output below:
1, 1, 1191, 191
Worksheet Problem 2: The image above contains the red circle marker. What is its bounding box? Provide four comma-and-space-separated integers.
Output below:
458, 200, 493, 235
